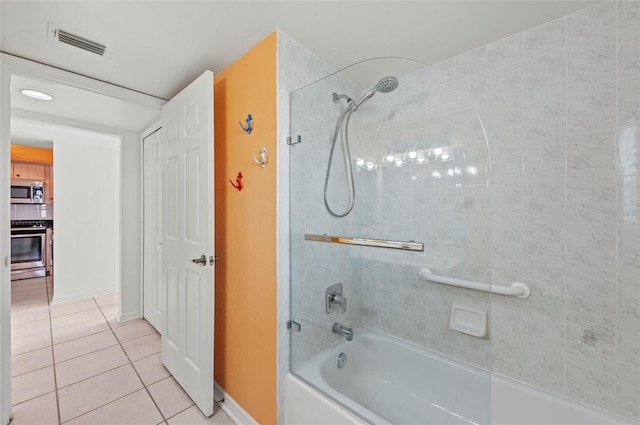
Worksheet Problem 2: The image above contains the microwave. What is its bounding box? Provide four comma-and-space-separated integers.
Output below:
11, 180, 45, 204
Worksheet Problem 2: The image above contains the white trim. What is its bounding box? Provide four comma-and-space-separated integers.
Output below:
0, 50, 13, 425
139, 121, 162, 325
117, 310, 142, 323
214, 382, 259, 425
51, 287, 121, 305
1, 53, 166, 109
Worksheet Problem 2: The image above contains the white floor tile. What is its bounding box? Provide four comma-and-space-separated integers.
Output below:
9, 391, 58, 425
55, 345, 129, 388
12, 366, 55, 405
57, 364, 143, 422
64, 389, 163, 425
12, 346, 53, 377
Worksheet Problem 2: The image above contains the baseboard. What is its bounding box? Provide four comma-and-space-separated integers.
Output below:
214, 382, 259, 425
51, 288, 118, 305
117, 310, 141, 323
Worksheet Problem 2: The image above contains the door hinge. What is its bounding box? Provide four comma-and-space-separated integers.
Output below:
287, 135, 301, 145
287, 320, 301, 332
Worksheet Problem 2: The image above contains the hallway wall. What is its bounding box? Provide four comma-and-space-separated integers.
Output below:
53, 128, 120, 303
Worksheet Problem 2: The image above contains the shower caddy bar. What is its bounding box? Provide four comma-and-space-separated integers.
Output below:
418, 268, 530, 298
305, 234, 423, 251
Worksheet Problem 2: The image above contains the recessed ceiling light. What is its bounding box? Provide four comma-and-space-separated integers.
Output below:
20, 89, 53, 101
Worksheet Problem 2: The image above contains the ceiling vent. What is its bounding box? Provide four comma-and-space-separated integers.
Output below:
48, 23, 110, 56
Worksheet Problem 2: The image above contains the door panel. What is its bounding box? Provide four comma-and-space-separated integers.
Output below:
160, 70, 215, 417
185, 149, 201, 241
166, 156, 179, 239
166, 264, 180, 349
185, 271, 201, 364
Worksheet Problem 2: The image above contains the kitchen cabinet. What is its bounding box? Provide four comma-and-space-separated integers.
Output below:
45, 165, 54, 203
12, 162, 45, 180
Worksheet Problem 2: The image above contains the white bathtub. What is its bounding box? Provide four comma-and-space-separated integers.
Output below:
285, 328, 637, 425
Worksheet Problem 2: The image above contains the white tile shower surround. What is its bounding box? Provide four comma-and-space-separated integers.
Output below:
10, 277, 234, 425
286, 1, 640, 422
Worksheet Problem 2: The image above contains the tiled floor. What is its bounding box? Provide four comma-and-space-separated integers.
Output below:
10, 277, 234, 425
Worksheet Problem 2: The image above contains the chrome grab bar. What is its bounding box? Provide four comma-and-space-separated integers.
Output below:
304, 234, 423, 251
418, 268, 530, 298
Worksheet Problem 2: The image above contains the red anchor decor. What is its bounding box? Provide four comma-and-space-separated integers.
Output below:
229, 172, 243, 191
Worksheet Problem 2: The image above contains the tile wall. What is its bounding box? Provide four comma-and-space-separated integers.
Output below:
10, 203, 53, 220
283, 1, 640, 421
483, 1, 640, 419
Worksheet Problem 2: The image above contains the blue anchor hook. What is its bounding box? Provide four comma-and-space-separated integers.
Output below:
239, 114, 253, 134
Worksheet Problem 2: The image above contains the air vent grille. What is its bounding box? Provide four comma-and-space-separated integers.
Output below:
55, 29, 107, 56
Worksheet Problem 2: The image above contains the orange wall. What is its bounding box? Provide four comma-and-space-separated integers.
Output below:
10, 144, 53, 164
213, 32, 278, 424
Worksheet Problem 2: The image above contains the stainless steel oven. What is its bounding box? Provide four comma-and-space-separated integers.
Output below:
11, 227, 47, 280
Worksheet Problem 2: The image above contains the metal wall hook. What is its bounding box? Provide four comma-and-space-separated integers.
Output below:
252, 146, 268, 168
229, 172, 243, 191
239, 114, 253, 134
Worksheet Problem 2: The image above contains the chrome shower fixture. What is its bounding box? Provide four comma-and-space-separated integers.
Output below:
351, 76, 399, 111
324, 76, 399, 217
332, 93, 353, 105
376, 76, 400, 93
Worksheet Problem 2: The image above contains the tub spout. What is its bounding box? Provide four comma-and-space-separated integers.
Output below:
332, 322, 353, 342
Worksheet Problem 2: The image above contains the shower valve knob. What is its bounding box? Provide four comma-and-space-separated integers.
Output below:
326, 283, 347, 314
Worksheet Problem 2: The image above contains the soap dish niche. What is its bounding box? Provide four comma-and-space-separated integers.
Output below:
450, 304, 487, 338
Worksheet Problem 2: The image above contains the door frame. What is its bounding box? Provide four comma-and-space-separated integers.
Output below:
140, 122, 162, 330
0, 54, 165, 424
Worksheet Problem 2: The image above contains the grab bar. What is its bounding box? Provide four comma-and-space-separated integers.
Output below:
305, 234, 423, 251
418, 268, 530, 298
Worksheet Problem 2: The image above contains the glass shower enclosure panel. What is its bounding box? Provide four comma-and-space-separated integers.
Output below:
289, 58, 492, 424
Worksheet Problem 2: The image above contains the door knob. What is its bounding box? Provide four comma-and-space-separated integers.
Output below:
192, 255, 207, 266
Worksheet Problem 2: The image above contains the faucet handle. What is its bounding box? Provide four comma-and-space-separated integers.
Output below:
329, 292, 347, 313
326, 283, 347, 314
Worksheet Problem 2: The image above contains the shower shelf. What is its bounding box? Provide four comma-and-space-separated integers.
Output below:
418, 268, 530, 298
304, 234, 424, 251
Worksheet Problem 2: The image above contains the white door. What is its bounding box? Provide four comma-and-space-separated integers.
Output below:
161, 71, 215, 416
143, 129, 163, 332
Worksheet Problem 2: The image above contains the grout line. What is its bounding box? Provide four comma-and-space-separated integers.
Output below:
52, 339, 120, 364
45, 277, 63, 425
612, 0, 620, 401
9, 389, 56, 408
562, 13, 568, 397
96, 296, 168, 423
11, 284, 213, 424
54, 362, 131, 391
10, 362, 54, 379
59, 388, 145, 425
51, 326, 113, 347
164, 403, 197, 422
54, 295, 160, 424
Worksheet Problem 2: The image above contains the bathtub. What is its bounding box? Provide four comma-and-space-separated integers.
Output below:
285, 328, 637, 425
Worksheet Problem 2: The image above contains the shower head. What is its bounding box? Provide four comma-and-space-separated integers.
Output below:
352, 76, 399, 111
375, 76, 399, 94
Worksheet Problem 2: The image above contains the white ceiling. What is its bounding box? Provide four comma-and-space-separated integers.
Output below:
2, 1, 596, 100
2, 1, 597, 147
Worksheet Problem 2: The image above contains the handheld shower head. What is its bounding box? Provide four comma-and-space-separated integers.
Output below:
325, 75, 399, 218
352, 76, 399, 111
375, 76, 399, 93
